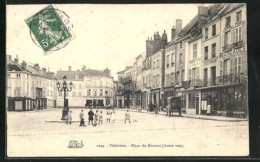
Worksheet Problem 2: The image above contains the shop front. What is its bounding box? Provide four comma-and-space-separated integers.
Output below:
8, 97, 36, 111
199, 83, 247, 118
183, 89, 201, 115
141, 92, 147, 110
150, 88, 160, 111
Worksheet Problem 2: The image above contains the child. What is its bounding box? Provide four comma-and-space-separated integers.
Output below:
79, 110, 85, 126
67, 111, 72, 124
99, 111, 103, 125
93, 110, 99, 126
106, 109, 112, 123
125, 110, 131, 123
111, 110, 116, 123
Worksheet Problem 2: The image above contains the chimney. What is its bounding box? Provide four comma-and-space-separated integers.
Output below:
21, 61, 27, 70
14, 55, 19, 64
171, 26, 176, 39
7, 55, 12, 64
209, 6, 218, 18
198, 6, 208, 16
69, 66, 71, 71
176, 19, 182, 35
154, 31, 160, 40
42, 68, 46, 74
34, 64, 40, 71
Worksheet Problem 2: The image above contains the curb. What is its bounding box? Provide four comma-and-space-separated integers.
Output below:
116, 108, 247, 122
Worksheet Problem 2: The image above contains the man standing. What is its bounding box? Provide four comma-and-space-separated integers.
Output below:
79, 110, 85, 126
68, 111, 72, 124
88, 108, 94, 125
125, 110, 131, 123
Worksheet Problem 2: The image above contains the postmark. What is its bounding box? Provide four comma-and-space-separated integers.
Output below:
25, 5, 73, 52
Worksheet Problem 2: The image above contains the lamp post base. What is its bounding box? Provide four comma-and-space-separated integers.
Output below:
61, 109, 69, 120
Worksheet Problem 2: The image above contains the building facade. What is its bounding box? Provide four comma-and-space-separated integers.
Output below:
56, 67, 114, 108
117, 4, 248, 118
7, 55, 57, 111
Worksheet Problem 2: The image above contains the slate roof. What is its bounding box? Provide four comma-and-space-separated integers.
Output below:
7, 58, 56, 80
55, 69, 112, 80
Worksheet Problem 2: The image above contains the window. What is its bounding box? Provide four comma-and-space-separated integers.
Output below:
100, 81, 103, 87
171, 53, 175, 66
226, 16, 231, 27
72, 91, 76, 97
99, 89, 103, 96
204, 46, 208, 60
181, 70, 185, 81
193, 43, 197, 58
205, 28, 208, 39
236, 10, 242, 22
235, 26, 242, 42
179, 53, 183, 64
156, 59, 159, 68
93, 89, 97, 96
233, 57, 242, 74
50, 90, 53, 97
16, 74, 21, 78
79, 84, 82, 89
176, 71, 180, 84
212, 24, 216, 36
224, 31, 230, 46
87, 89, 91, 96
180, 41, 182, 48
212, 43, 216, 57
153, 61, 156, 69
166, 55, 169, 68
14, 88, 21, 97
78, 92, 82, 97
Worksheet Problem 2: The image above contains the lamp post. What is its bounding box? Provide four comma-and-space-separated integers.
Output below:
56, 75, 73, 120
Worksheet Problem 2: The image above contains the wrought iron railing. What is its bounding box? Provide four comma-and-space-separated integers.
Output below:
201, 73, 247, 87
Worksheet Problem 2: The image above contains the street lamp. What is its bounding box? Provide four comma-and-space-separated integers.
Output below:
56, 75, 73, 120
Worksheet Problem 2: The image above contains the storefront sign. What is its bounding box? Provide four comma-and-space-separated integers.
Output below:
222, 45, 246, 57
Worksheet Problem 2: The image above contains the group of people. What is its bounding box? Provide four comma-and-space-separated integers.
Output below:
67, 108, 132, 125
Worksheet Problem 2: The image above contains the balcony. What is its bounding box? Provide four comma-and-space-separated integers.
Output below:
182, 79, 202, 89
115, 91, 123, 96
201, 73, 247, 87
233, 41, 243, 49
222, 44, 232, 52
122, 76, 132, 84
204, 57, 217, 66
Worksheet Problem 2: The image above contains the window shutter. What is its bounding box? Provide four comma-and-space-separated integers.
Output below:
231, 29, 234, 44
230, 58, 233, 74
221, 33, 224, 52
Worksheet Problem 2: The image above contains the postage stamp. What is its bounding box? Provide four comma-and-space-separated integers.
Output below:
25, 5, 73, 52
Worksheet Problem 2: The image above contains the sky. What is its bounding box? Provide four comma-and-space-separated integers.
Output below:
6, 4, 210, 79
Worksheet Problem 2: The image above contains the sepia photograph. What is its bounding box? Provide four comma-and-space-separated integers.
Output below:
6, 3, 248, 157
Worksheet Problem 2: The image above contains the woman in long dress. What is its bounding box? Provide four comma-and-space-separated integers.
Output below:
111, 110, 116, 123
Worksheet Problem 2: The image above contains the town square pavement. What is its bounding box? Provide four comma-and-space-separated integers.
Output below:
7, 108, 249, 157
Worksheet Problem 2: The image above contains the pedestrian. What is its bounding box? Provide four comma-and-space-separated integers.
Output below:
93, 110, 99, 126
106, 109, 112, 123
99, 111, 103, 125
111, 110, 116, 123
67, 111, 72, 124
166, 104, 170, 117
125, 110, 131, 123
79, 110, 85, 126
88, 108, 94, 125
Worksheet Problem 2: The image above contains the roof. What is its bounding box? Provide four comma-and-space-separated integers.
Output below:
55, 69, 112, 80
166, 15, 199, 47
7, 64, 23, 71
7, 58, 56, 80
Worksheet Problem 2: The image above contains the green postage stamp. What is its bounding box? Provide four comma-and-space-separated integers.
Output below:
25, 5, 73, 52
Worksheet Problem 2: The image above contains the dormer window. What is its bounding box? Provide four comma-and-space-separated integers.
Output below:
226, 16, 231, 27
